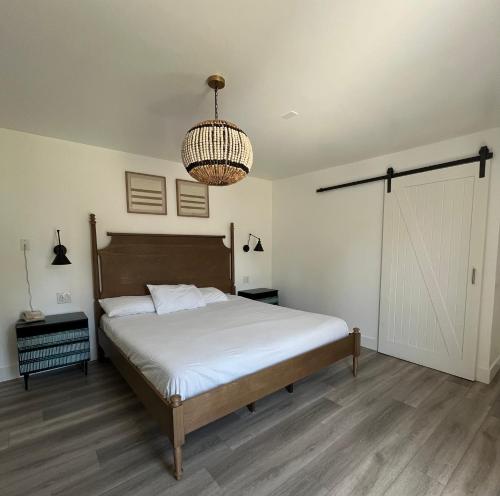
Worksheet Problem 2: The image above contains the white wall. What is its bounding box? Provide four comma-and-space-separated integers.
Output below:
2, 126, 499, 384
0, 128, 272, 381
273, 128, 500, 383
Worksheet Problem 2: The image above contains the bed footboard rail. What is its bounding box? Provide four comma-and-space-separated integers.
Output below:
182, 329, 360, 434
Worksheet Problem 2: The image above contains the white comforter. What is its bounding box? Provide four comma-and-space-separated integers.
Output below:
101, 296, 349, 400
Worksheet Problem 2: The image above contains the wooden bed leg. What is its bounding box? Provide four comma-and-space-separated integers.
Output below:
170, 395, 185, 480
173, 446, 183, 481
352, 327, 361, 377
286, 384, 294, 393
247, 402, 256, 413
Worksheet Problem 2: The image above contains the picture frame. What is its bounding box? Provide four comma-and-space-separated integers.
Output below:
176, 179, 209, 218
125, 171, 167, 215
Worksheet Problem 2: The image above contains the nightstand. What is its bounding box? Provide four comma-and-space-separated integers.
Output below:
15, 312, 90, 390
238, 288, 279, 305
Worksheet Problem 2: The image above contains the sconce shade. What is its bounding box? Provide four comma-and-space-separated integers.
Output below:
52, 246, 71, 265
52, 230, 71, 265
254, 239, 264, 252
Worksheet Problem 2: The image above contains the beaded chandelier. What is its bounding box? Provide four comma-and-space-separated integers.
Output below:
182, 75, 253, 186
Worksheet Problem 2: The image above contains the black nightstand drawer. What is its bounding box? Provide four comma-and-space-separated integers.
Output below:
19, 343, 90, 374
238, 288, 279, 305
17, 328, 89, 351
16, 312, 88, 338
259, 295, 279, 305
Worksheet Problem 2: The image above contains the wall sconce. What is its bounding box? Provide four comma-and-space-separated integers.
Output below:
52, 229, 71, 265
243, 233, 264, 252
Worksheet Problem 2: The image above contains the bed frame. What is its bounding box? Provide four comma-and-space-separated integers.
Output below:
89, 213, 360, 480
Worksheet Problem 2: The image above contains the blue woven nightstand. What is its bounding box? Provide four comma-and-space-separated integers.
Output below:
15, 312, 90, 390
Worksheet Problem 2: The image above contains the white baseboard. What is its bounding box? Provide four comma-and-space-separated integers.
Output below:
0, 364, 18, 383
489, 354, 500, 382
363, 336, 499, 384
475, 367, 490, 384
475, 354, 500, 384
361, 335, 378, 351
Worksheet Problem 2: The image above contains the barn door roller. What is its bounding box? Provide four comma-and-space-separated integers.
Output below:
316, 146, 492, 194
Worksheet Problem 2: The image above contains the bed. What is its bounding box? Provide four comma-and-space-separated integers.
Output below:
89, 213, 360, 480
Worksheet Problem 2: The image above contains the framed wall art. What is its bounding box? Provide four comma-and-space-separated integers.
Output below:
176, 179, 209, 218
125, 171, 167, 215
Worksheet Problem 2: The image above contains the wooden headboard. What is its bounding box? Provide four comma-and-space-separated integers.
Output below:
89, 214, 235, 336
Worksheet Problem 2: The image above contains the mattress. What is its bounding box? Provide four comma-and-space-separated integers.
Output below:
101, 295, 349, 400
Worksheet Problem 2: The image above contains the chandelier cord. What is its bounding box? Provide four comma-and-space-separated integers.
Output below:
214, 88, 218, 120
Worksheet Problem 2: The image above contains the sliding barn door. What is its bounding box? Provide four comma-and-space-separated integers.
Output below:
378, 163, 489, 379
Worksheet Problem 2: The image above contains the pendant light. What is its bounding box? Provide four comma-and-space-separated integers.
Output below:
181, 75, 253, 186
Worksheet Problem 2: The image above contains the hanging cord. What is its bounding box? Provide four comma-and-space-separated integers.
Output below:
214, 88, 219, 120
23, 245, 34, 311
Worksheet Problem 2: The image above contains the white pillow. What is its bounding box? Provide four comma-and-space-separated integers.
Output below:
99, 296, 155, 317
147, 284, 206, 315
199, 287, 228, 304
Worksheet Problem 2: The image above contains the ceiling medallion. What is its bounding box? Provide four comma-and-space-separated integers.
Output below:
181, 75, 253, 186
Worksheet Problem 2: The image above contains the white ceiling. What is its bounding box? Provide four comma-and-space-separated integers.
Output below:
1, 0, 499, 179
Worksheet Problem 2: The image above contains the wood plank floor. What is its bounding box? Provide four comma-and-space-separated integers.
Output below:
1, 348, 500, 496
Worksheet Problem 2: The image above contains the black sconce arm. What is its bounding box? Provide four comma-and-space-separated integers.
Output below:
243, 233, 264, 252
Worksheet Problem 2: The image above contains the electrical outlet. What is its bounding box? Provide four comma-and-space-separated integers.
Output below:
243, 276, 249, 284
56, 292, 72, 304
20, 239, 30, 251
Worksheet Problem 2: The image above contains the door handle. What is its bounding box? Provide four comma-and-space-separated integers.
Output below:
472, 268, 476, 285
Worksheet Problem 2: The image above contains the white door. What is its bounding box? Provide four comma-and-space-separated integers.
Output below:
378, 163, 489, 379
